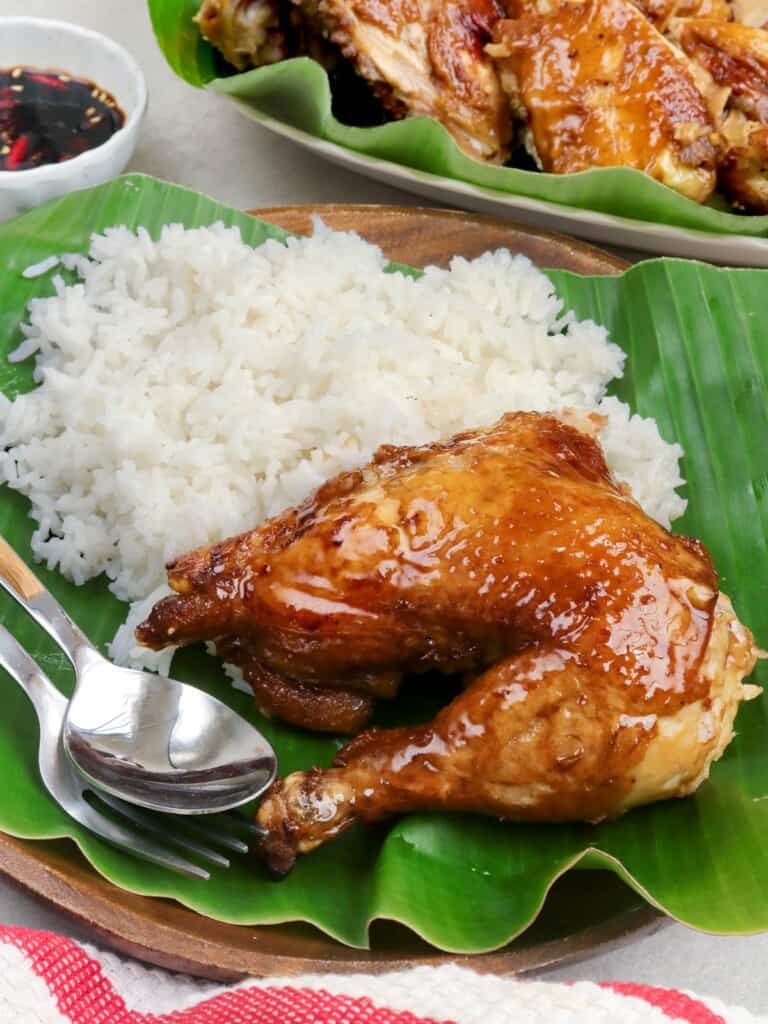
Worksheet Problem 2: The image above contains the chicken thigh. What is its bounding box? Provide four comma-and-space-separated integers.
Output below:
138, 412, 759, 875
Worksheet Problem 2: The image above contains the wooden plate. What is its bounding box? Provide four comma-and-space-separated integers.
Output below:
0, 205, 657, 982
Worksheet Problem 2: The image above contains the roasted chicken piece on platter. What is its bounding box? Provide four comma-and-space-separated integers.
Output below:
195, 0, 768, 209
487, 0, 720, 202
196, 0, 512, 162
138, 412, 760, 876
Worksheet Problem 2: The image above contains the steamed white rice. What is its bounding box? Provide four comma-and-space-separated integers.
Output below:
0, 220, 686, 671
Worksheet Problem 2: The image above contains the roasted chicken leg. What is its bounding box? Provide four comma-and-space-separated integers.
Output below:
138, 412, 759, 874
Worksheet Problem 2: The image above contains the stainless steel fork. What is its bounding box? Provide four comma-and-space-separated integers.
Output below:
0, 625, 262, 879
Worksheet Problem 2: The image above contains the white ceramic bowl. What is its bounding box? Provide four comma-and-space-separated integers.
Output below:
0, 18, 147, 221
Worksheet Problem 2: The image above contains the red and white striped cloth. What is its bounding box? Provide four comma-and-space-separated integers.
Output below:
0, 925, 762, 1024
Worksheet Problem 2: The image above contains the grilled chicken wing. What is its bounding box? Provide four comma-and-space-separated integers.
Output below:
486, 0, 720, 202
138, 412, 759, 874
195, 0, 512, 162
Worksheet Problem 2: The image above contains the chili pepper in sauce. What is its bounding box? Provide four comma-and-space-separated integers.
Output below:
0, 67, 125, 172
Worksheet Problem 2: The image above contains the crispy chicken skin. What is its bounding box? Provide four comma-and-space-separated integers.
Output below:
195, 0, 512, 162
487, 0, 720, 202
138, 412, 759, 874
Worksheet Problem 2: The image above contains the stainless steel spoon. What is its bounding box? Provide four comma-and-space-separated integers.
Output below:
0, 536, 277, 815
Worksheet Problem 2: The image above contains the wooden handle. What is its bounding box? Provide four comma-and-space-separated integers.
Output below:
0, 537, 44, 601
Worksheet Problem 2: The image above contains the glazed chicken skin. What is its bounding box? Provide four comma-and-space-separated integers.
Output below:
487, 0, 720, 202
196, 0, 512, 162
138, 412, 759, 875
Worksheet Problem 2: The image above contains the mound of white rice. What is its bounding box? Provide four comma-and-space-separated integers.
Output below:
0, 220, 685, 671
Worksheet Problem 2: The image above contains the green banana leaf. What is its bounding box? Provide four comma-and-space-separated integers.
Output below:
0, 173, 767, 952
148, 0, 768, 239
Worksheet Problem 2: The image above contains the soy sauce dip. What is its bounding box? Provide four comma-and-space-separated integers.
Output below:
0, 67, 125, 172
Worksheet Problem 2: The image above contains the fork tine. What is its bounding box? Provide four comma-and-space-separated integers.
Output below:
120, 806, 250, 854
221, 810, 268, 839
90, 791, 231, 869
182, 809, 265, 850
176, 818, 249, 855
77, 799, 211, 880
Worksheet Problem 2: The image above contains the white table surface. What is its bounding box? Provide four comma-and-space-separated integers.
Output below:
0, 0, 766, 1014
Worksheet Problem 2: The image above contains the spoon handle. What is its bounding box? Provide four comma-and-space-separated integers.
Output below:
0, 623, 67, 727
0, 536, 96, 671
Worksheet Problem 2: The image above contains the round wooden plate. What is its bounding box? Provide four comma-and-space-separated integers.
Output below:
0, 205, 659, 982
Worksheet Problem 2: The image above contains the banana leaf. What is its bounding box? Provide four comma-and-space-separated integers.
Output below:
147, 0, 768, 239
0, 174, 766, 952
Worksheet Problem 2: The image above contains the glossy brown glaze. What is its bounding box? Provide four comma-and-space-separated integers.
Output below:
488, 0, 719, 201
141, 412, 716, 711
138, 411, 758, 873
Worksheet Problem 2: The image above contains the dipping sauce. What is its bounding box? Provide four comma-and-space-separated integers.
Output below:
0, 67, 125, 172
